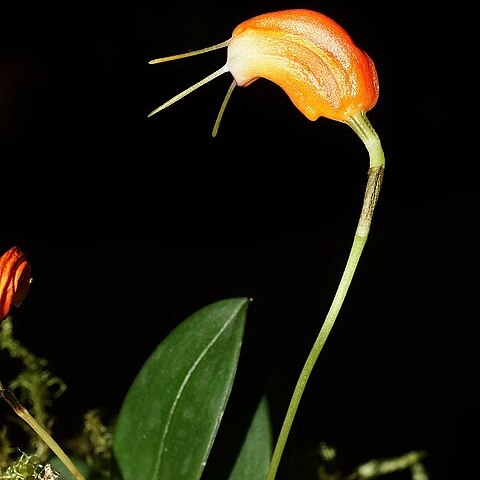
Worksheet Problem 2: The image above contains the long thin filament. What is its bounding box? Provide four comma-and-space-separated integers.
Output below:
148, 39, 231, 64
147, 66, 230, 117
212, 79, 236, 137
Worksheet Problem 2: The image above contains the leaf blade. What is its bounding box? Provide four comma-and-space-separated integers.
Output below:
227, 394, 273, 480
112, 297, 250, 480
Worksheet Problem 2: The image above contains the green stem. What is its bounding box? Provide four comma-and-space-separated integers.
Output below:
0, 383, 86, 480
266, 111, 385, 480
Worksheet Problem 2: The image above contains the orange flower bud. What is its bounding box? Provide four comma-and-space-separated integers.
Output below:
0, 246, 32, 322
147, 9, 379, 131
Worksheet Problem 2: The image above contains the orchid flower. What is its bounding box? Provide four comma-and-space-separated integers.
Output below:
148, 10, 385, 479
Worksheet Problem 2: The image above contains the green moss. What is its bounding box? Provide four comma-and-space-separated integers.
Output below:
0, 318, 66, 463
0, 451, 49, 480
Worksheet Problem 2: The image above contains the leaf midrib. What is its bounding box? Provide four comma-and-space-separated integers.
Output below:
152, 301, 245, 479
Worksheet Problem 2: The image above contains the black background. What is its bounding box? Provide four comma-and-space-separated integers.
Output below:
1, 1, 476, 479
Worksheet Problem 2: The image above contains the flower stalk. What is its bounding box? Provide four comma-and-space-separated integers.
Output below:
0, 383, 86, 480
266, 111, 385, 480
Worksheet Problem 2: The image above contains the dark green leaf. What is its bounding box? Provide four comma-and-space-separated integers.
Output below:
112, 297, 250, 480
227, 395, 272, 480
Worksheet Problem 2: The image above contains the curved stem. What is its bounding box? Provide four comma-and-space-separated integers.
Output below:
266, 111, 385, 480
0, 383, 86, 480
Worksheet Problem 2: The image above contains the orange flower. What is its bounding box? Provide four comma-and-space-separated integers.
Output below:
227, 9, 379, 122
0, 246, 32, 322
148, 9, 379, 129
